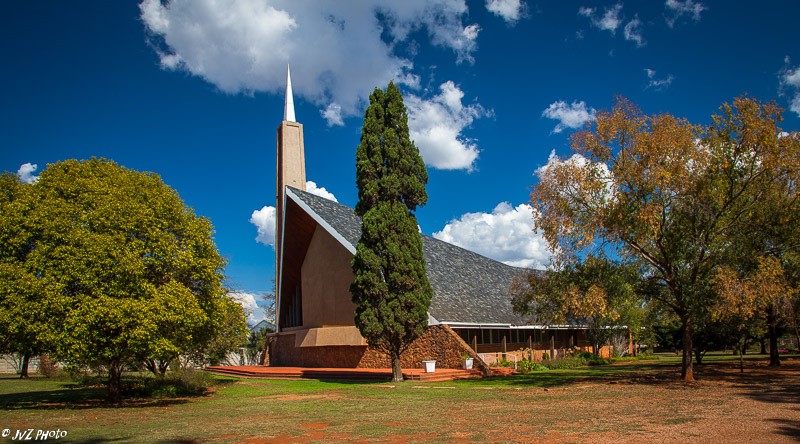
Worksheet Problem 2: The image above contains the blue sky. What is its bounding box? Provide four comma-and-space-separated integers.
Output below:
3, 1, 800, 323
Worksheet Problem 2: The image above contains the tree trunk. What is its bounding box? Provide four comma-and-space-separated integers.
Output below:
760, 337, 767, 355
794, 324, 800, 352
158, 359, 171, 376
108, 360, 123, 404
680, 319, 695, 381
767, 307, 781, 367
144, 359, 158, 377
391, 354, 403, 383
694, 348, 704, 365
19, 352, 31, 379
738, 345, 744, 373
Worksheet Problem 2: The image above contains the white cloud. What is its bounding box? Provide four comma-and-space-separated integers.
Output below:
644, 68, 674, 90
485, 0, 525, 24
250, 205, 277, 247
227, 291, 267, 326
623, 16, 645, 47
579, 3, 623, 34
433, 202, 550, 269
579, 3, 644, 47
16, 163, 39, 184
665, 0, 706, 28
780, 58, 800, 116
542, 100, 596, 133
250, 180, 337, 247
406, 81, 489, 171
139, 0, 479, 122
305, 181, 338, 202
321, 103, 344, 127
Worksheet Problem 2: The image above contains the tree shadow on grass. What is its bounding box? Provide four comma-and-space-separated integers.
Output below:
769, 419, 800, 440
690, 360, 800, 406
0, 385, 193, 410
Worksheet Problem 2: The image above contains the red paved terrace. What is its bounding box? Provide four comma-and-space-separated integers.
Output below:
205, 366, 486, 382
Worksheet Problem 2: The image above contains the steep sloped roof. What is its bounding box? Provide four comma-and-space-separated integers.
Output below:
286, 186, 532, 326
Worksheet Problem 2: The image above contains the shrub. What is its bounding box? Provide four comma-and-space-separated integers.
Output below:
131, 368, 214, 398
542, 356, 586, 370
169, 368, 215, 395
489, 358, 515, 368
38, 355, 59, 378
587, 356, 610, 366
517, 359, 548, 373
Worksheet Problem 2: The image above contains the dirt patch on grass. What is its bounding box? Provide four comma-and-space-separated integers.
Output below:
457, 359, 800, 443
259, 393, 344, 401
231, 360, 800, 444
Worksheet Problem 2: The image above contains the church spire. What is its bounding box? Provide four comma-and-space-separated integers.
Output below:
284, 64, 296, 122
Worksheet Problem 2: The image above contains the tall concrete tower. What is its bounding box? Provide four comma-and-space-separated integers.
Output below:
276, 65, 306, 290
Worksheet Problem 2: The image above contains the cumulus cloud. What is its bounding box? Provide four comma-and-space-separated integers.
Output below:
485, 0, 525, 24
644, 68, 674, 90
250, 206, 277, 247
780, 58, 800, 116
542, 100, 596, 133
250, 180, 338, 247
578, 3, 623, 34
139, 0, 479, 122
433, 202, 550, 269
406, 81, 490, 171
321, 103, 344, 127
227, 291, 267, 326
305, 181, 338, 202
16, 163, 39, 184
623, 16, 645, 47
665, 0, 706, 28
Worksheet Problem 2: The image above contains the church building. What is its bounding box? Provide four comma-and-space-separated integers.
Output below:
268, 68, 591, 370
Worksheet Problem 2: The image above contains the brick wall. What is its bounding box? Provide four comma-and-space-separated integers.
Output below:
267, 325, 483, 371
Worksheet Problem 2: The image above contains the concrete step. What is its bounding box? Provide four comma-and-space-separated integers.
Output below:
205, 366, 484, 383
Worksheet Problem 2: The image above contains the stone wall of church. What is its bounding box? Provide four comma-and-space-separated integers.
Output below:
356, 325, 481, 371
267, 325, 482, 371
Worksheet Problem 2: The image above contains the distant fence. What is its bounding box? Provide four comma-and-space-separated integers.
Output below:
0, 355, 40, 374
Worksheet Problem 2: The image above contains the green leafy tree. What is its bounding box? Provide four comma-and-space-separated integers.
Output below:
532, 97, 800, 381
0, 173, 49, 378
245, 323, 274, 366
191, 297, 249, 366
7, 159, 234, 402
351, 82, 433, 382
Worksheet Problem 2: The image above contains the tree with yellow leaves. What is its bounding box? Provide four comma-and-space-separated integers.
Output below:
512, 255, 643, 358
531, 97, 800, 381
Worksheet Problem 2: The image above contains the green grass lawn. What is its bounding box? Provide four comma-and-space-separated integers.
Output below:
1, 353, 798, 443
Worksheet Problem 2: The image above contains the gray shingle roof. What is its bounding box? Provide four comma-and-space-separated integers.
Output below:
287, 186, 531, 326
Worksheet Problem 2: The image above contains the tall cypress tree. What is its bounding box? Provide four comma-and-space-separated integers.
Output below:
351, 82, 433, 382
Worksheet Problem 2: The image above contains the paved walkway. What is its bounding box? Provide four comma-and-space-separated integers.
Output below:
205, 365, 483, 382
